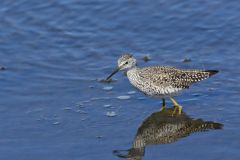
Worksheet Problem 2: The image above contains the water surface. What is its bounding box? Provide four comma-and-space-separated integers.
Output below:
0, 0, 240, 160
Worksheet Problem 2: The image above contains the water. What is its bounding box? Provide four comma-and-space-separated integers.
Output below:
0, 0, 240, 159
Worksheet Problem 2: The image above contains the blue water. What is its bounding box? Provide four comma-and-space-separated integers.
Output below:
0, 0, 240, 159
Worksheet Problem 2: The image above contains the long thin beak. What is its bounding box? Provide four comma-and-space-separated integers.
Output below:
106, 67, 120, 80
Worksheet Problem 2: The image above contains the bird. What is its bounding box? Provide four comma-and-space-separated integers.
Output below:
113, 106, 223, 159
106, 53, 218, 114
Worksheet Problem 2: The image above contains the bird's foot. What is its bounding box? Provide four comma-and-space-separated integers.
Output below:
169, 97, 182, 115
161, 105, 166, 111
172, 105, 182, 116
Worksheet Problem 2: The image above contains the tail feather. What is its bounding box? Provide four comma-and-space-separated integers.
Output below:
186, 69, 219, 83
204, 70, 219, 77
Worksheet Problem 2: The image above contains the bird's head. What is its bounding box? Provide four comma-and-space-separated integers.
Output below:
106, 53, 137, 80
117, 54, 137, 71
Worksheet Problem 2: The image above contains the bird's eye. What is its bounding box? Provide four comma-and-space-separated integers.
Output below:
125, 61, 128, 64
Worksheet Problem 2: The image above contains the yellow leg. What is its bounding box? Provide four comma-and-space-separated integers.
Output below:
170, 97, 182, 115
161, 98, 166, 111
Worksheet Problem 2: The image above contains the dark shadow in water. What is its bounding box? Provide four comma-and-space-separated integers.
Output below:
97, 78, 116, 83
113, 106, 223, 160
0, 66, 6, 71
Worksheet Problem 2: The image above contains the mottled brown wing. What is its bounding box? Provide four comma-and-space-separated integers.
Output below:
138, 67, 217, 89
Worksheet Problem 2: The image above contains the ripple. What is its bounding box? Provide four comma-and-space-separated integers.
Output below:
52, 121, 60, 125
182, 58, 192, 63
76, 110, 87, 114
103, 86, 113, 91
105, 111, 117, 117
117, 95, 131, 100
63, 107, 73, 111
192, 93, 202, 97
137, 97, 146, 100
127, 91, 136, 95
103, 104, 112, 108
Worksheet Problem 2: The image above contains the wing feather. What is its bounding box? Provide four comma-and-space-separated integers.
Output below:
138, 67, 213, 89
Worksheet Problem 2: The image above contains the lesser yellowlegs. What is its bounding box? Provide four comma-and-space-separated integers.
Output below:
106, 54, 218, 114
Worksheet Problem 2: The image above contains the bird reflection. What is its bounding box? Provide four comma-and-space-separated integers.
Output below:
113, 106, 223, 160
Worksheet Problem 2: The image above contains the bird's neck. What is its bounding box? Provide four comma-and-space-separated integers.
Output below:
126, 66, 138, 76
127, 66, 138, 72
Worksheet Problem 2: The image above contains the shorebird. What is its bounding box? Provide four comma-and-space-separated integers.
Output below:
106, 54, 218, 114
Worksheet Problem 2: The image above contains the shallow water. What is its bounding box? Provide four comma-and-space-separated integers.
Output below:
0, 0, 240, 160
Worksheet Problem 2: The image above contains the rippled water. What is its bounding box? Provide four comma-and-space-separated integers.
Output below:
0, 0, 240, 160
